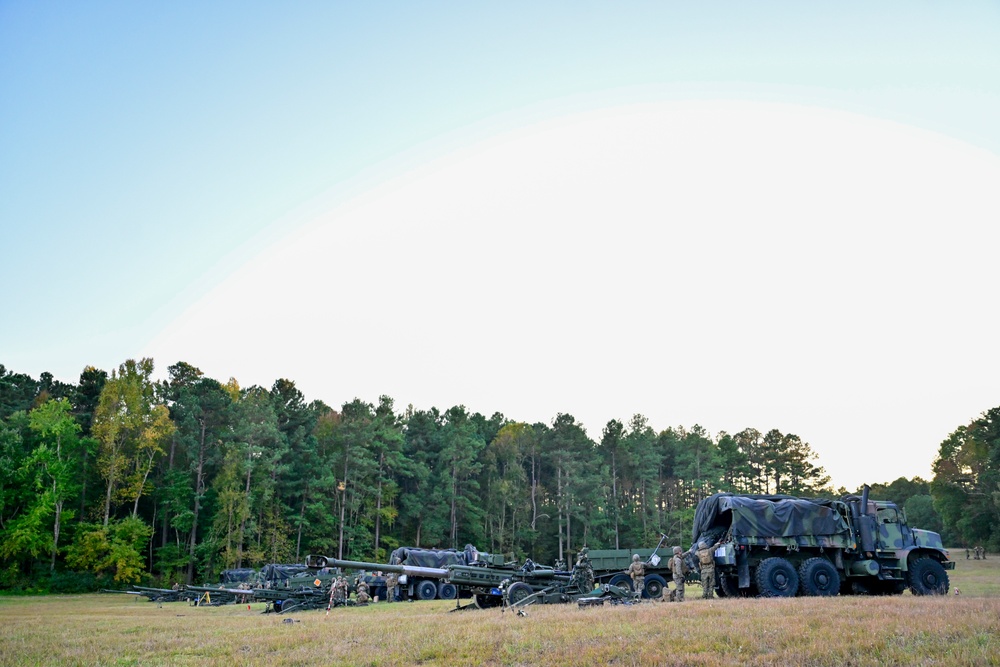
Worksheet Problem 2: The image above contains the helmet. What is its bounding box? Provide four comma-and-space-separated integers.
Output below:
632, 554, 640, 562
673, 546, 682, 555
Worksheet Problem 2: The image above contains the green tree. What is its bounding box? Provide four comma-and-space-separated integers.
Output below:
28, 398, 82, 570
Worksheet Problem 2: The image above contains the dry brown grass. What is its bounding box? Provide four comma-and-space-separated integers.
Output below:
1, 561, 998, 666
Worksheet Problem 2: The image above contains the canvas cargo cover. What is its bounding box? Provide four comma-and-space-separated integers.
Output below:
693, 493, 849, 542
220, 568, 257, 584
390, 547, 465, 568
258, 563, 309, 582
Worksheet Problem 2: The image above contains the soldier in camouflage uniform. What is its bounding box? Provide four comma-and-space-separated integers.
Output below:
626, 554, 646, 599
384, 572, 398, 602
697, 540, 721, 599
573, 547, 595, 593
328, 576, 347, 608
670, 546, 686, 602
356, 579, 371, 604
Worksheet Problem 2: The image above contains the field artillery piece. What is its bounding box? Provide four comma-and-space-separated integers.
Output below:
101, 586, 198, 603
503, 573, 633, 610
693, 485, 955, 598
185, 584, 254, 606
306, 553, 579, 609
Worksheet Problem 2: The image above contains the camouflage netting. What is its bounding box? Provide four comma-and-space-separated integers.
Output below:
258, 564, 310, 583
220, 568, 257, 584
389, 544, 486, 568
692, 494, 849, 542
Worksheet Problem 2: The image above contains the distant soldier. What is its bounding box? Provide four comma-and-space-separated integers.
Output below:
574, 547, 595, 593
554, 558, 567, 571
626, 554, 646, 599
974, 546, 982, 560
385, 572, 398, 602
356, 580, 371, 604
697, 540, 722, 599
329, 576, 348, 608
171, 582, 180, 591
966, 548, 971, 560
670, 547, 686, 602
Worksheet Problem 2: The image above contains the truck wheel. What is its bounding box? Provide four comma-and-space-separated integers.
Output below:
719, 574, 754, 597
437, 582, 458, 600
798, 558, 839, 596
755, 557, 799, 598
643, 574, 666, 599
908, 557, 949, 595
608, 574, 633, 591
415, 579, 438, 600
506, 582, 534, 606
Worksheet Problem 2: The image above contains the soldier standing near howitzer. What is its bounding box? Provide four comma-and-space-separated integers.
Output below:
385, 572, 398, 602
669, 546, 687, 602
328, 576, 348, 609
967, 548, 971, 560
626, 554, 646, 600
574, 547, 595, 593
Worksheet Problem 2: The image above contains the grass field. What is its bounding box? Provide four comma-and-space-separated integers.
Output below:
1, 555, 998, 666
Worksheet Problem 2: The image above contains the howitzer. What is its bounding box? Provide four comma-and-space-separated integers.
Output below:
307, 554, 572, 609
185, 584, 253, 605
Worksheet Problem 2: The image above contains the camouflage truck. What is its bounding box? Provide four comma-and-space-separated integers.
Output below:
692, 485, 954, 598
386, 545, 484, 600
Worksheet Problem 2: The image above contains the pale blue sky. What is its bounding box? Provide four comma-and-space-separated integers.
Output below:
3, 2, 999, 487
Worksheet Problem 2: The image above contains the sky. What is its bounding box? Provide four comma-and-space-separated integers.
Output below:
2, 2, 999, 491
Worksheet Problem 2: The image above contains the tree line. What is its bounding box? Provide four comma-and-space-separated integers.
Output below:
2, 358, 982, 592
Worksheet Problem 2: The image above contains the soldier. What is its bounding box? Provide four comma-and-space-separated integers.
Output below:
385, 572, 398, 602
626, 554, 646, 599
974, 546, 982, 560
696, 540, 722, 599
574, 547, 595, 593
966, 548, 971, 560
356, 579, 371, 604
171, 582, 180, 591
670, 546, 686, 602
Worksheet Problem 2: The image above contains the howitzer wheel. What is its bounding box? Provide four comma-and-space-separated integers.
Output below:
907, 557, 949, 596
643, 574, 666, 599
798, 558, 840, 597
473, 593, 502, 609
505, 582, 534, 607
755, 557, 799, 598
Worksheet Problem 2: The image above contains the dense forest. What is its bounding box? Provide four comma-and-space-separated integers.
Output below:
0, 360, 993, 592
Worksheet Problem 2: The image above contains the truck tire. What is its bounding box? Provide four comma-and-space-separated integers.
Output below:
506, 582, 534, 606
608, 574, 632, 591
798, 557, 839, 596
415, 579, 438, 600
755, 557, 799, 598
643, 574, 666, 599
908, 557, 949, 596
437, 582, 458, 600
719, 573, 754, 597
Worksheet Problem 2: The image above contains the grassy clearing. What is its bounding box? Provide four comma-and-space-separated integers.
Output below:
1, 557, 997, 667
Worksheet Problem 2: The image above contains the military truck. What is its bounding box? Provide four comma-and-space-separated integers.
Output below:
692, 485, 954, 598
386, 545, 481, 600
587, 535, 694, 599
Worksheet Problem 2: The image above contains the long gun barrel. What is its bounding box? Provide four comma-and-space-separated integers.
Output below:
305, 555, 449, 579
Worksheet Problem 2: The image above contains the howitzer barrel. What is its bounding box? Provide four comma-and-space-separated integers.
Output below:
305, 555, 448, 579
